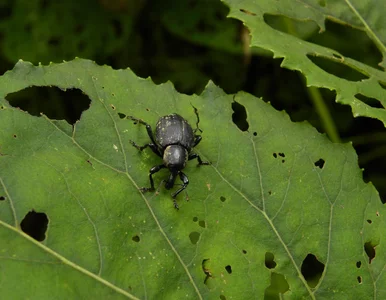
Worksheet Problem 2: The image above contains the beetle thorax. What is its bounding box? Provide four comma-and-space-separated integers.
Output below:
163, 145, 188, 170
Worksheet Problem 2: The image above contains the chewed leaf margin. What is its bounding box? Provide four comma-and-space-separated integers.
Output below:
222, 0, 386, 127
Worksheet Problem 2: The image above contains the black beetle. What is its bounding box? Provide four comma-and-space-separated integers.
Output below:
128, 108, 210, 209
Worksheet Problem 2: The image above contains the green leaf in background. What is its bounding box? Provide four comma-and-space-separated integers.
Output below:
0, 59, 385, 299
158, 0, 243, 54
156, 0, 267, 58
222, 0, 386, 127
0, 0, 141, 63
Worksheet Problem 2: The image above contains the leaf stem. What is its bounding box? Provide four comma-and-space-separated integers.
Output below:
282, 17, 341, 143
345, 0, 386, 55
306, 85, 341, 143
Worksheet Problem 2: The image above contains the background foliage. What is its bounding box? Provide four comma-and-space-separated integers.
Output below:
0, 0, 386, 299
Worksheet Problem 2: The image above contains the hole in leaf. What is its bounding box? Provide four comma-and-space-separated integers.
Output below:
273, 153, 277, 158
0, 196, 5, 201
378, 81, 386, 91
264, 14, 320, 39
189, 232, 200, 244
281, 160, 285, 163
220, 196, 226, 202
20, 210, 49, 242
264, 272, 290, 299
314, 159, 325, 169
356, 261, 361, 268
232, 100, 249, 131
268, 191, 272, 195
309, 20, 382, 70
118, 112, 126, 119
367, 219, 372, 224
301, 254, 325, 288
265, 252, 277, 269
110, 104, 116, 110
242, 249, 247, 254
352, 116, 386, 203
198, 220, 206, 228
132, 235, 140, 242
202, 259, 212, 285
357, 276, 362, 284
193, 216, 198, 222
13, 134, 17, 138
225, 265, 232, 274
253, 132, 257, 136
355, 93, 383, 109
6, 87, 91, 125
307, 54, 369, 81
278, 153, 285, 158
364, 242, 376, 264
220, 295, 226, 300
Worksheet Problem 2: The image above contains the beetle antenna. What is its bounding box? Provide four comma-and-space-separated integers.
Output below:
192, 105, 202, 133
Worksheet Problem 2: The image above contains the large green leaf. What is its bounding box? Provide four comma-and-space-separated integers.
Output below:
0, 59, 384, 299
222, 0, 386, 126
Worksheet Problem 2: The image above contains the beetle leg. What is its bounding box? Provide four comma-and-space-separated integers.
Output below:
188, 153, 210, 166
193, 135, 202, 147
173, 199, 179, 210
171, 172, 189, 202
129, 141, 162, 158
128, 116, 158, 146
140, 164, 166, 193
